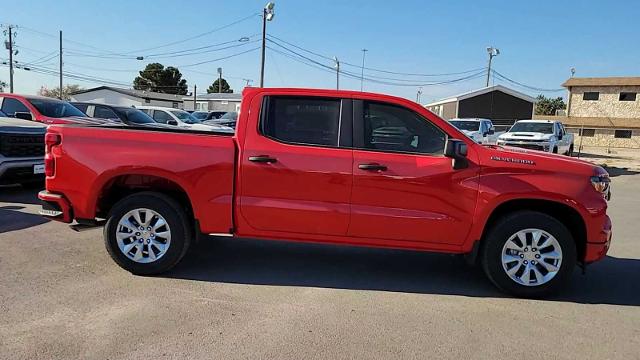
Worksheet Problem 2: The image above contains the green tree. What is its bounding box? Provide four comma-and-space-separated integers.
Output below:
534, 94, 566, 115
207, 78, 233, 93
133, 63, 188, 95
38, 84, 84, 100
0, 80, 7, 92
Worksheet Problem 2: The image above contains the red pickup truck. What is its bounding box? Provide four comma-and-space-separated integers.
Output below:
38, 87, 612, 297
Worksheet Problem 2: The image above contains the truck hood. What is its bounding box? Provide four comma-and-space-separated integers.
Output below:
482, 144, 597, 175
0, 117, 46, 134
499, 132, 554, 141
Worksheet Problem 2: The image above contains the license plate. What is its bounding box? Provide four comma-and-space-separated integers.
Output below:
33, 164, 45, 174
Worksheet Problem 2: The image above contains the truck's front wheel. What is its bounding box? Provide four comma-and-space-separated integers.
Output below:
481, 211, 576, 298
104, 192, 192, 275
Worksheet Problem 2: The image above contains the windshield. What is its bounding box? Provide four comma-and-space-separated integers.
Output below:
450, 120, 480, 131
509, 122, 553, 134
28, 98, 86, 118
118, 108, 155, 124
170, 110, 200, 124
191, 111, 209, 120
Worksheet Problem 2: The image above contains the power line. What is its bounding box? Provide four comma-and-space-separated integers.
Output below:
177, 47, 260, 68
492, 69, 564, 92
267, 44, 486, 87
123, 13, 260, 54
267, 33, 486, 78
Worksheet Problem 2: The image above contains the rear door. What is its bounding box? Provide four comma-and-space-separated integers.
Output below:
348, 100, 478, 246
238, 94, 353, 237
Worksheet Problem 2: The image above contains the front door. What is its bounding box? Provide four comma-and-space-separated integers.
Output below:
239, 95, 353, 237
348, 100, 479, 246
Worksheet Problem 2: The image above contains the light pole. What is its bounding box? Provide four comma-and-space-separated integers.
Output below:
360, 49, 368, 91
333, 56, 340, 90
260, 2, 275, 88
416, 87, 423, 103
485, 46, 499, 87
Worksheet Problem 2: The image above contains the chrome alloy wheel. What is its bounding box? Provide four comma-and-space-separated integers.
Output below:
501, 228, 563, 287
116, 208, 171, 263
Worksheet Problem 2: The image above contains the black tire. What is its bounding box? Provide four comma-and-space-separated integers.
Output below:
481, 211, 576, 298
104, 192, 192, 275
552, 146, 558, 154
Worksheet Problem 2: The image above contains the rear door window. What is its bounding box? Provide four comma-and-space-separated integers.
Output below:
261, 97, 341, 147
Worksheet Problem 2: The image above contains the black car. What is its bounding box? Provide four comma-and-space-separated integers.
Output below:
70, 102, 156, 125
206, 111, 228, 120
202, 111, 237, 129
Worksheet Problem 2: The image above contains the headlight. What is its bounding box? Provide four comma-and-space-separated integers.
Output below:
590, 168, 611, 199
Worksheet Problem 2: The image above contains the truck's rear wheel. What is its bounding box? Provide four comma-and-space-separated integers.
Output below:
481, 211, 576, 298
567, 145, 574, 156
552, 146, 558, 154
104, 192, 192, 275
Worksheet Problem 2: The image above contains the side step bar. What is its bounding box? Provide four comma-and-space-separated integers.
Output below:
70, 219, 106, 232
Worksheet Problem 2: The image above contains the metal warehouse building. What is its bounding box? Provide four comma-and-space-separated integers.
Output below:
424, 85, 535, 127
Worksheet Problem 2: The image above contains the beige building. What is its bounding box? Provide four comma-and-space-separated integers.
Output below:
535, 77, 640, 149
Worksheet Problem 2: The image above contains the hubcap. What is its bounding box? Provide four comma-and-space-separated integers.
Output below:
501, 228, 562, 287
116, 208, 171, 264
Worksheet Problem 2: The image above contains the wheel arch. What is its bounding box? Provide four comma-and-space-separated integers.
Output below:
94, 173, 195, 225
477, 198, 587, 262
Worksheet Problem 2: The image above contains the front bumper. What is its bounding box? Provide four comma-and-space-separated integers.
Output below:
0, 159, 45, 185
38, 190, 73, 223
584, 215, 612, 263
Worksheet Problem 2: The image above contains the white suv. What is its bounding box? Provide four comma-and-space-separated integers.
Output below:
136, 106, 233, 132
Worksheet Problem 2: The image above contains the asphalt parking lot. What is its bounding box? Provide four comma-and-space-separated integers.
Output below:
1, 164, 639, 359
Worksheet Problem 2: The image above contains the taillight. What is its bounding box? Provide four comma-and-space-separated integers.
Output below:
45, 133, 61, 153
44, 132, 61, 177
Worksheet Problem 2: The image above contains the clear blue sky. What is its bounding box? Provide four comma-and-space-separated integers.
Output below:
2, 0, 638, 103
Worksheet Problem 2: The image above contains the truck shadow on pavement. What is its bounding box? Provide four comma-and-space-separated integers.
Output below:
602, 166, 640, 177
0, 186, 49, 233
166, 237, 640, 307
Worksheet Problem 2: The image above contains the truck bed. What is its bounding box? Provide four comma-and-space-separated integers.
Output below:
46, 125, 236, 233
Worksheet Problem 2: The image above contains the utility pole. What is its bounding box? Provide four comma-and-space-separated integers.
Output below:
360, 49, 368, 91
485, 46, 500, 87
59, 30, 63, 99
242, 78, 253, 87
193, 85, 197, 110
7, 25, 14, 93
217, 67, 222, 93
333, 56, 340, 90
260, 2, 275, 87
416, 87, 423, 103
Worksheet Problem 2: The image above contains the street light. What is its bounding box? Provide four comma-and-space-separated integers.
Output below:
260, 2, 275, 87
485, 46, 500, 87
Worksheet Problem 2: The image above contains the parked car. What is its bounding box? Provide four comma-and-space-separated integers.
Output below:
0, 115, 46, 186
70, 102, 157, 125
206, 111, 228, 120
202, 111, 237, 129
136, 105, 233, 132
497, 120, 574, 155
448, 118, 501, 144
39, 87, 612, 298
191, 111, 210, 120
0, 94, 88, 124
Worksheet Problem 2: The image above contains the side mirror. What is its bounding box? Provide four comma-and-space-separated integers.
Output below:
14, 112, 33, 121
557, 134, 563, 140
167, 119, 178, 126
487, 128, 495, 135
444, 139, 469, 170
